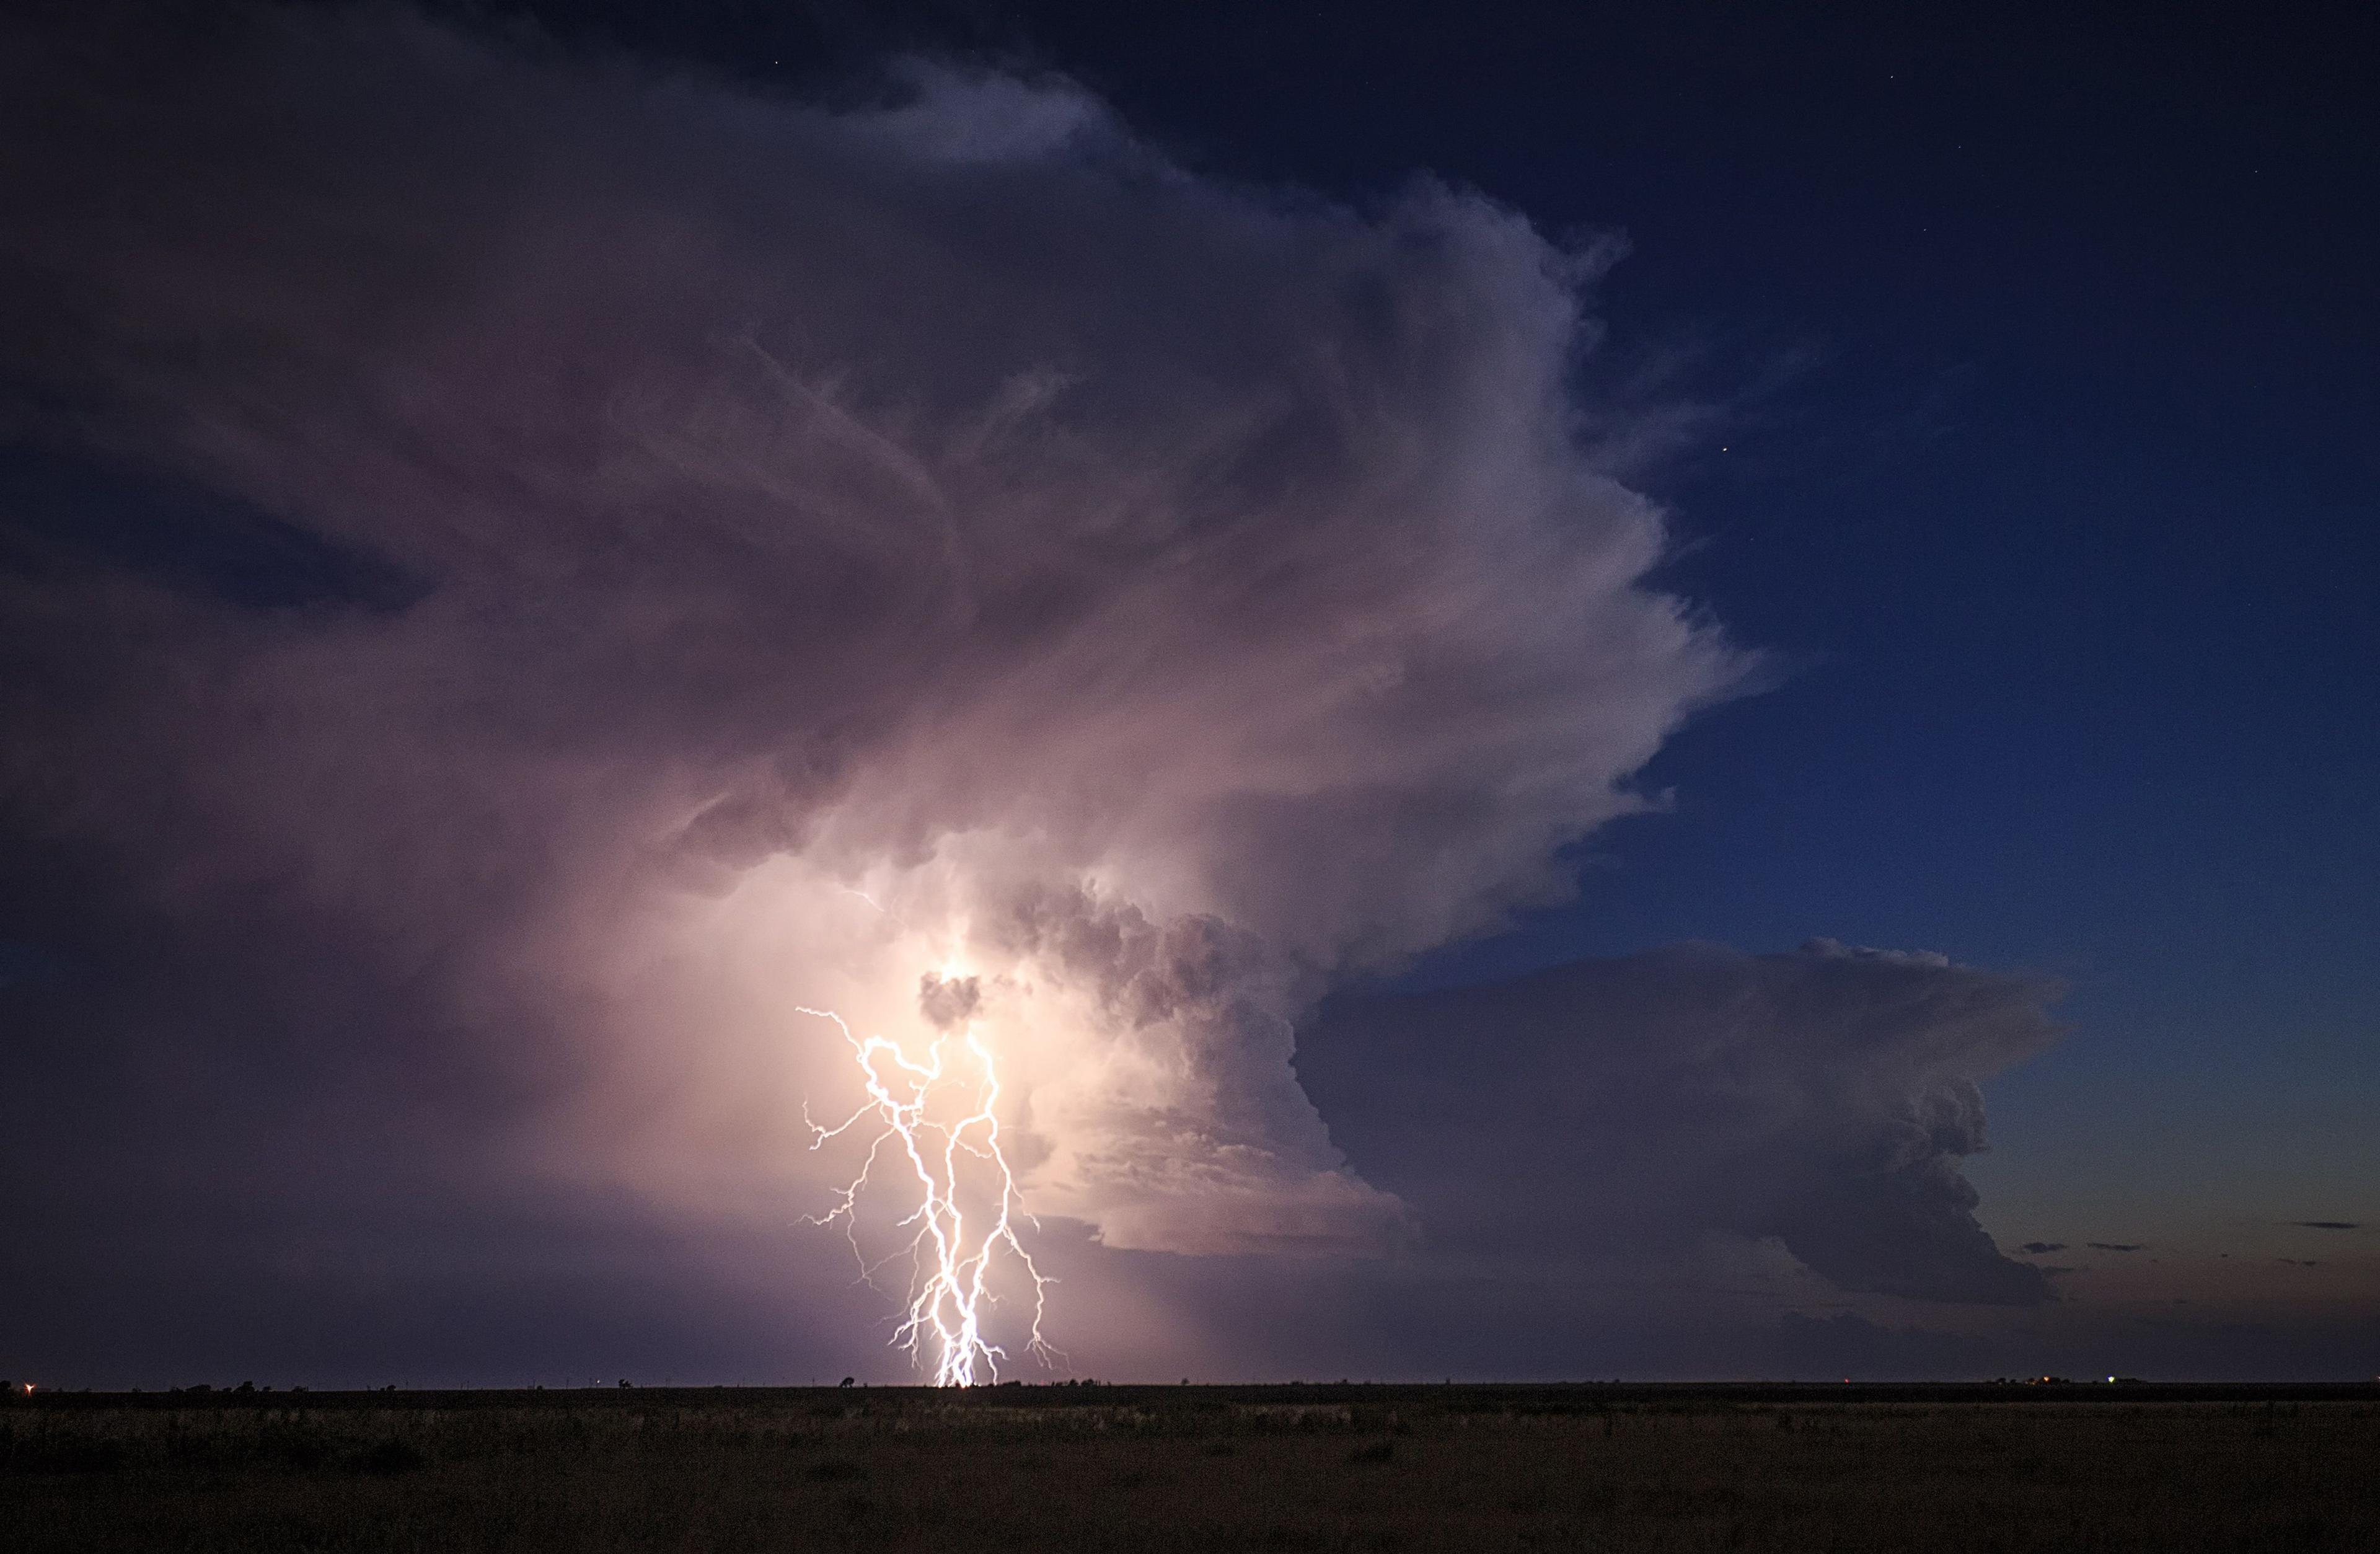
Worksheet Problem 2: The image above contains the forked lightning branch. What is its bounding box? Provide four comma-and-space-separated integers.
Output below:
798, 994, 1053, 1386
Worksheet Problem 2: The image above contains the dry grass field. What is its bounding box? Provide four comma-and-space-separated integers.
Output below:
6, 1383, 2376, 1552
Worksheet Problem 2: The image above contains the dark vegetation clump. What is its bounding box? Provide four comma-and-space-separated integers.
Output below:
2, 1384, 2376, 1552
346, 1439, 426, 1477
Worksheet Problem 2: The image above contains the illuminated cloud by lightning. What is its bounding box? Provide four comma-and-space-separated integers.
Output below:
0, 7, 1748, 1370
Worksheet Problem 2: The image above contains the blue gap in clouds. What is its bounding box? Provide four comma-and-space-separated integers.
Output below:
0, 444, 423, 613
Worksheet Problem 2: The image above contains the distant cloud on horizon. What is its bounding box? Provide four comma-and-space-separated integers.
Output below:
1304, 942, 2065, 1307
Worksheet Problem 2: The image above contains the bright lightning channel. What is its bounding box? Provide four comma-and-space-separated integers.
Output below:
798, 1000, 1052, 1386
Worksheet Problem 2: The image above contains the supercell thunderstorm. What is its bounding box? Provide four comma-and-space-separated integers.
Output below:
0, 12, 1755, 1379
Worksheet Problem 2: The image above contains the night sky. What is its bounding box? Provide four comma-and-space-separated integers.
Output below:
2, 1, 2373, 1387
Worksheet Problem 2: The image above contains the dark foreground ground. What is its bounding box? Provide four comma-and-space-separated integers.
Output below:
7, 1382, 2378, 1552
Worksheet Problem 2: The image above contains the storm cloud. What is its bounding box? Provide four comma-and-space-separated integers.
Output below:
0, 6, 2076, 1381
0, 3, 1741, 1265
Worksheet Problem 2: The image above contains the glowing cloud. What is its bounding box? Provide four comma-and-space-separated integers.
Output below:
0, 8, 1752, 1372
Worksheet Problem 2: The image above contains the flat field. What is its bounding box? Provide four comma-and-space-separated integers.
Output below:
6, 1383, 2376, 1552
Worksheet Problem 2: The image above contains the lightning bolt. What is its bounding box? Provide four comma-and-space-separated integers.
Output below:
798, 1001, 1053, 1386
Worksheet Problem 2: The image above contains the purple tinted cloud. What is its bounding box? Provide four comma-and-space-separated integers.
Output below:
0, 8, 2082, 1380
0, 4, 1742, 1287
